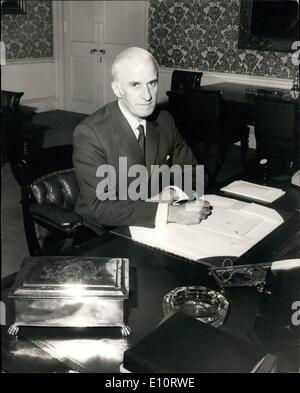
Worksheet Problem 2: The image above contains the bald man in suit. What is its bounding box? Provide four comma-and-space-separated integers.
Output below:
73, 47, 210, 236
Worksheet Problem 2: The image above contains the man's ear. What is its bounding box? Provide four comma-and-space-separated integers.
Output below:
111, 81, 122, 98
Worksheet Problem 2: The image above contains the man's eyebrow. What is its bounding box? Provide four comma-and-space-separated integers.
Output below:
128, 78, 158, 85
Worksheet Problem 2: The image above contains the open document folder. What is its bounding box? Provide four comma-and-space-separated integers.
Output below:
128, 195, 284, 262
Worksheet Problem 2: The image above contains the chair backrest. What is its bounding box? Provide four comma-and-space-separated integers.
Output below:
31, 168, 79, 211
16, 144, 79, 210
17, 144, 74, 185
168, 89, 223, 141
185, 89, 222, 130
171, 70, 203, 90
254, 96, 299, 169
1, 90, 24, 111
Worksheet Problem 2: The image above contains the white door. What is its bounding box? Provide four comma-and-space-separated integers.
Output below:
63, 1, 148, 114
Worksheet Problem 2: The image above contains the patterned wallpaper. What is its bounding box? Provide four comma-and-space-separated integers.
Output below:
148, 0, 297, 79
1, 0, 53, 60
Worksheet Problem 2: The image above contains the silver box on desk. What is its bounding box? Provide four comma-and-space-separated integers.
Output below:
8, 256, 129, 333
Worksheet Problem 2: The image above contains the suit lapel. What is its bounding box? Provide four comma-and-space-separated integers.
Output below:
145, 119, 160, 176
111, 101, 160, 177
111, 101, 144, 165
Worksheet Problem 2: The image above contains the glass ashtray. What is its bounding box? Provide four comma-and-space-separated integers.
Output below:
162, 286, 229, 328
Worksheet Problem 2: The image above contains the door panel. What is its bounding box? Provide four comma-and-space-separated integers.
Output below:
64, 1, 98, 114
64, 1, 148, 114
71, 57, 94, 102
103, 1, 147, 46
99, 1, 147, 107
70, 1, 95, 42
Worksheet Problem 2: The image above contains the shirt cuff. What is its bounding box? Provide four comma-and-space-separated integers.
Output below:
155, 202, 169, 227
165, 185, 190, 205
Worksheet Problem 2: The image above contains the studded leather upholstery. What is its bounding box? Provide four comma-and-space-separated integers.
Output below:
18, 144, 86, 255
31, 169, 79, 210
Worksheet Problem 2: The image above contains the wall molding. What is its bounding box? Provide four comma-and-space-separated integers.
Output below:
159, 67, 293, 90
157, 66, 294, 107
6, 57, 55, 65
1, 60, 56, 106
22, 95, 57, 112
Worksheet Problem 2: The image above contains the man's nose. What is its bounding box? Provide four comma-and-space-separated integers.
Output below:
141, 85, 152, 101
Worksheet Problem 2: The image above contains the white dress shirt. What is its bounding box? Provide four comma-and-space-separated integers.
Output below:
118, 100, 168, 226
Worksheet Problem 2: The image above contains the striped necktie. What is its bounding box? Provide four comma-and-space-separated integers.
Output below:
137, 124, 146, 159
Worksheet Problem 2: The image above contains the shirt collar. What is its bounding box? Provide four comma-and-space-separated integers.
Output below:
118, 100, 146, 135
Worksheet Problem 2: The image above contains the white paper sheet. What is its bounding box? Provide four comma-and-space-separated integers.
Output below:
221, 180, 286, 203
129, 194, 284, 262
197, 207, 263, 238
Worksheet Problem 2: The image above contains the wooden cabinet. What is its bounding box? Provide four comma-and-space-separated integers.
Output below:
1, 90, 35, 180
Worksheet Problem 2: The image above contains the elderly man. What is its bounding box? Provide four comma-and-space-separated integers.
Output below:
73, 47, 210, 237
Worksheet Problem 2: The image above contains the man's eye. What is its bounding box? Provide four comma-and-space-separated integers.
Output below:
131, 83, 140, 87
149, 80, 158, 87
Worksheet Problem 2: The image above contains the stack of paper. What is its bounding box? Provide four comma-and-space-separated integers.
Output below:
221, 180, 286, 203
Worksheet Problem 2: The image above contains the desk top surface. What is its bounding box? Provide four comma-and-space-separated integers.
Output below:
1, 105, 36, 120
2, 179, 300, 373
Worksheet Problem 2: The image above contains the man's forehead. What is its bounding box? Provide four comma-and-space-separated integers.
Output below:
120, 57, 157, 77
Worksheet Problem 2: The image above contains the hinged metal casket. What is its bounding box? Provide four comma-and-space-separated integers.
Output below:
9, 256, 129, 330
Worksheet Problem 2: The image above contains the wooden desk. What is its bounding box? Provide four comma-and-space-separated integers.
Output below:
167, 84, 299, 177
2, 176, 299, 373
166, 83, 295, 125
2, 230, 300, 371
198, 83, 292, 104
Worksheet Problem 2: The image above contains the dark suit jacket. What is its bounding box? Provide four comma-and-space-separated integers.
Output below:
73, 100, 200, 234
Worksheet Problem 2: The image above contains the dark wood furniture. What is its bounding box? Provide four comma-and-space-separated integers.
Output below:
2, 176, 300, 373
196, 82, 293, 104
1, 90, 24, 110
1, 90, 35, 177
167, 88, 250, 178
167, 83, 299, 181
253, 95, 299, 175
171, 69, 203, 90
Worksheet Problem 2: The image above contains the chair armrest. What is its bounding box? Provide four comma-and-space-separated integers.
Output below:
30, 203, 83, 234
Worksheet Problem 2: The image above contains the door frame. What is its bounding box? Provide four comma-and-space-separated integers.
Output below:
54, 1, 149, 112
53, 0, 65, 110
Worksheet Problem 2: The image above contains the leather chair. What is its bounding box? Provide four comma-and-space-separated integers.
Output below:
171, 70, 203, 90
1, 90, 24, 111
167, 89, 249, 179
16, 144, 88, 256
253, 95, 299, 176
